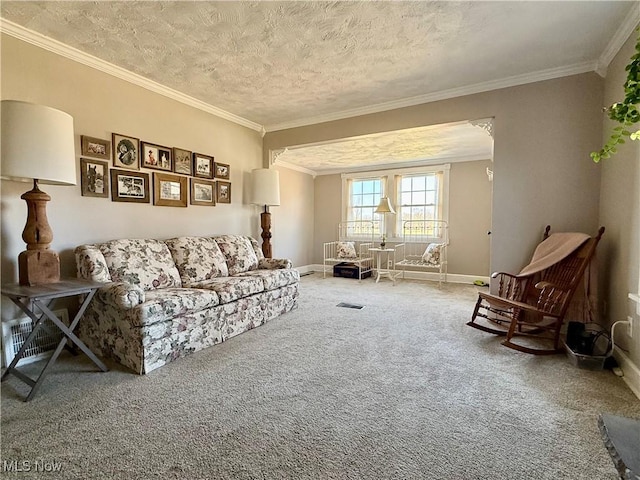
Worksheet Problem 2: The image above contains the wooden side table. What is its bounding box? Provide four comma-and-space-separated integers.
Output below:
369, 247, 400, 284
1, 279, 108, 401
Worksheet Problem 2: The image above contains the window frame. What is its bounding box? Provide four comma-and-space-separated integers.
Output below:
341, 174, 386, 239
341, 164, 450, 242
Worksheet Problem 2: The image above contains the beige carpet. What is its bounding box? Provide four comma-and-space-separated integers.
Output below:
2, 274, 639, 479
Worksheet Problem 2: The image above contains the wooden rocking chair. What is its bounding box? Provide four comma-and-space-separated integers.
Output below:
467, 225, 605, 354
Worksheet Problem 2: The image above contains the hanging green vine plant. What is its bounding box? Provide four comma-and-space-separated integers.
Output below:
591, 30, 640, 163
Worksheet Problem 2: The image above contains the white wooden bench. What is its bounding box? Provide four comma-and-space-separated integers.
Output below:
323, 221, 375, 281
394, 220, 449, 287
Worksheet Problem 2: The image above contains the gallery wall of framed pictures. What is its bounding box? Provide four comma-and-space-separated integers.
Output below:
79, 133, 233, 208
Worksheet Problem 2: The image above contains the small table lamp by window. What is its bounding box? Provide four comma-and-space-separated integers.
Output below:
374, 196, 395, 248
1, 100, 77, 285
250, 168, 280, 258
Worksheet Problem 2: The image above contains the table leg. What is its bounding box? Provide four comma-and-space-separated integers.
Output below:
2, 289, 107, 402
1, 298, 53, 381
34, 291, 107, 372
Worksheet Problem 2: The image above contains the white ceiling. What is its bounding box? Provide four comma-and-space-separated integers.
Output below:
275, 118, 495, 175
0, 1, 637, 173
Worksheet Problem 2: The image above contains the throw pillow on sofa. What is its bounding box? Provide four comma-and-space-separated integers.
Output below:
165, 236, 229, 286
214, 235, 259, 275
99, 239, 182, 290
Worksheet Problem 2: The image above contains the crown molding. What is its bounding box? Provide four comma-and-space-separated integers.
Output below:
0, 19, 263, 133
272, 159, 317, 178
264, 61, 597, 132
595, 5, 640, 76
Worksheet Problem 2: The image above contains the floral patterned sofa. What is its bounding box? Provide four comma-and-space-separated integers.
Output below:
74, 235, 299, 374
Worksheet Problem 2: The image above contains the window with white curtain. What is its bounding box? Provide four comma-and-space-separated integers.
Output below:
342, 164, 449, 240
343, 176, 384, 237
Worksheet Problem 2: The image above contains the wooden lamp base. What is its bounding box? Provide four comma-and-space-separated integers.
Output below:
17, 180, 60, 286
18, 250, 60, 286
260, 209, 273, 258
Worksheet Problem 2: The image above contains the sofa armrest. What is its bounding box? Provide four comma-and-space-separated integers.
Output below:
97, 282, 145, 309
75, 245, 112, 282
258, 258, 292, 270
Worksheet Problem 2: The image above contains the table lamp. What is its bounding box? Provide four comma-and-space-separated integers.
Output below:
1, 100, 77, 285
374, 196, 395, 248
250, 168, 280, 258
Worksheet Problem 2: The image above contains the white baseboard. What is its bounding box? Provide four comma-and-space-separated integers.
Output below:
299, 264, 489, 285
613, 349, 640, 400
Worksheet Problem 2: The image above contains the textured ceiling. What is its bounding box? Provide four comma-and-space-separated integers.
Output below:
275, 119, 494, 174
0, 1, 635, 131
0, 1, 635, 173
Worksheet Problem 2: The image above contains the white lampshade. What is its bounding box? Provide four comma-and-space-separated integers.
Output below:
1, 100, 76, 185
250, 168, 280, 206
375, 196, 395, 214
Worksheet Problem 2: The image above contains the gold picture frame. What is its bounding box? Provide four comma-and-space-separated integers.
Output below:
112, 133, 140, 170
80, 158, 109, 198
214, 162, 230, 180
216, 181, 231, 204
110, 169, 150, 203
190, 178, 216, 206
153, 172, 188, 207
193, 152, 214, 179
81, 135, 111, 160
141, 141, 172, 171
173, 147, 193, 176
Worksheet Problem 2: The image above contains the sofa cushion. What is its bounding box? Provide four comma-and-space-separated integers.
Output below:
165, 236, 229, 286
213, 235, 259, 275
131, 288, 220, 327
99, 239, 181, 291
235, 269, 300, 291
190, 276, 264, 304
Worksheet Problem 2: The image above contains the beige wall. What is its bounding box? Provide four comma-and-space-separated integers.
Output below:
270, 165, 315, 266
310, 160, 492, 276
598, 27, 640, 380
265, 73, 604, 277
0, 35, 265, 295
448, 160, 492, 276
312, 174, 342, 264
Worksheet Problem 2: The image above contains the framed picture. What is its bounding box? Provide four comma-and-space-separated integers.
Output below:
190, 178, 216, 206
141, 142, 172, 171
80, 158, 109, 198
112, 133, 140, 170
214, 162, 230, 180
110, 169, 150, 203
81, 135, 111, 160
153, 172, 188, 207
173, 147, 193, 176
193, 153, 214, 179
216, 181, 231, 204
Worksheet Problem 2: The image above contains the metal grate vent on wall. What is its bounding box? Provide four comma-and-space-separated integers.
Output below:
2, 309, 68, 368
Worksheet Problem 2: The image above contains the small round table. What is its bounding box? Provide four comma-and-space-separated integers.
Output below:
369, 247, 400, 284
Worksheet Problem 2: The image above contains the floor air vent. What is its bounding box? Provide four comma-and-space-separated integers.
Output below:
2, 309, 68, 368
337, 302, 365, 310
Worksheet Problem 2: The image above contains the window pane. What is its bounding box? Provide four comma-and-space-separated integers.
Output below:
412, 176, 426, 190
425, 191, 436, 205
412, 191, 426, 205
346, 178, 384, 237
